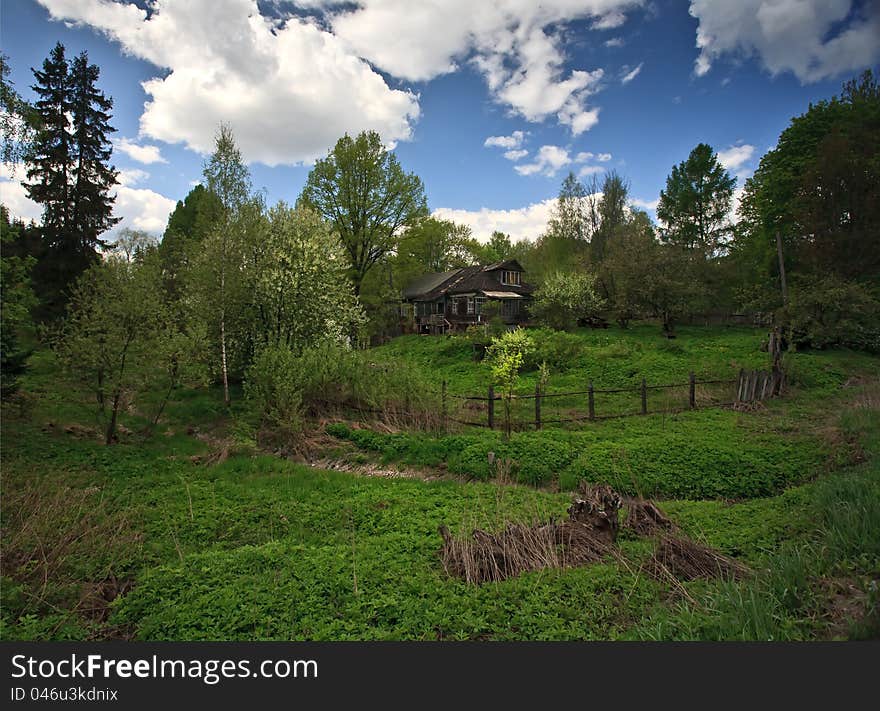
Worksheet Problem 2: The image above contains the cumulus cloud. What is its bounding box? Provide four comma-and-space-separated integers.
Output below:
514, 145, 572, 176
620, 62, 643, 84
630, 197, 659, 211
578, 165, 606, 177
597, 152, 612, 162
503, 149, 529, 161
114, 137, 167, 164
689, 0, 880, 82
37, 0, 420, 165
484, 131, 525, 149
433, 198, 557, 242
717, 143, 756, 172
0, 165, 42, 223
112, 185, 176, 235
326, 0, 644, 134
117, 168, 150, 187
604, 37, 625, 47
0, 163, 173, 236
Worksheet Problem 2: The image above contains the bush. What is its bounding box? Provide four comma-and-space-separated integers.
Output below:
785, 276, 880, 352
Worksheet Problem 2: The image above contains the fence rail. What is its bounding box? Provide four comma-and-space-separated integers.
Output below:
436, 368, 782, 432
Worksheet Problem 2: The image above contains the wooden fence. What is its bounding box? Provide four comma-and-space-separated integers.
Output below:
440, 368, 784, 432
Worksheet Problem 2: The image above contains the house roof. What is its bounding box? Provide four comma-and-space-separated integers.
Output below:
401, 268, 465, 300
403, 262, 533, 301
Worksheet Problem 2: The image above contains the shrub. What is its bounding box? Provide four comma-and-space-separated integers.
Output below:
785, 276, 880, 352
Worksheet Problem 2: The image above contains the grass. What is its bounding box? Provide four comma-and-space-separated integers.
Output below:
2, 325, 878, 641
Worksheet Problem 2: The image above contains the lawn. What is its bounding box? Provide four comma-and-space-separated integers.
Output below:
1, 325, 878, 641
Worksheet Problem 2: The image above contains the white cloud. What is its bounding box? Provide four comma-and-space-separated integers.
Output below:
503, 149, 529, 161
514, 145, 572, 177
112, 185, 176, 235
114, 137, 167, 164
578, 165, 606, 177
433, 198, 557, 242
38, 0, 420, 165
484, 131, 525, 149
717, 143, 756, 172
326, 0, 644, 135
630, 197, 659, 211
0, 165, 42, 223
117, 168, 150, 187
592, 11, 628, 29
604, 37, 625, 47
620, 62, 643, 84
597, 152, 612, 162
689, 0, 880, 82
0, 163, 173, 236
574, 151, 595, 162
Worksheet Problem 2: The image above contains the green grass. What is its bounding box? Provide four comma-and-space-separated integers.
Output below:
2, 327, 878, 641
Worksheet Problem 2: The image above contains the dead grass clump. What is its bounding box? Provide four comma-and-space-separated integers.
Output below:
646, 532, 749, 582
438, 521, 615, 585
440, 486, 749, 587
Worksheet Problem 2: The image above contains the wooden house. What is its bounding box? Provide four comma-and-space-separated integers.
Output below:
400, 259, 534, 334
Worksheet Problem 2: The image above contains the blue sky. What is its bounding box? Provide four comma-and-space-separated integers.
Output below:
2, 0, 878, 241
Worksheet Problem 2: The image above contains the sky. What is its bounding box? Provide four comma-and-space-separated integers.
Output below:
1, 0, 878, 242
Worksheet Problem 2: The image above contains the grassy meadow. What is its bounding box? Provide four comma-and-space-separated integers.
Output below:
2, 325, 878, 641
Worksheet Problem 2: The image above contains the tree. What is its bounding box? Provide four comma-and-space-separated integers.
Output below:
24, 43, 119, 315
734, 69, 880, 316
1, 53, 39, 170
158, 184, 222, 300
300, 130, 428, 296
487, 231, 514, 262
657, 143, 735, 256
110, 228, 157, 263
196, 124, 254, 406
531, 271, 605, 331
547, 172, 589, 243
56, 253, 205, 444
592, 170, 629, 264
599, 209, 656, 327
251, 203, 365, 351
0, 207, 37, 396
486, 329, 534, 440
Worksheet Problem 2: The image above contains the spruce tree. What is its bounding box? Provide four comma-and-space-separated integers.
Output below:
24, 43, 118, 316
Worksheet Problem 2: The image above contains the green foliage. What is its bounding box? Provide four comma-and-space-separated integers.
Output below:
531, 271, 605, 331
300, 130, 428, 295
785, 275, 880, 352
657, 143, 735, 256
55, 253, 208, 443
0, 209, 38, 395
735, 69, 880, 294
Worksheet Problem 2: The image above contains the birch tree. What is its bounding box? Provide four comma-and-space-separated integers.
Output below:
199, 124, 252, 406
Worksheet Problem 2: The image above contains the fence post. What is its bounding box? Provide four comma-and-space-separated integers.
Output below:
534, 381, 541, 430
488, 386, 494, 430
441, 380, 448, 433
736, 368, 745, 403
641, 377, 647, 415
689, 372, 696, 410
588, 381, 595, 421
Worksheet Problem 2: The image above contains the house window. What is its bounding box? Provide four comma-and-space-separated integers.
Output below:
467, 296, 475, 315
502, 299, 520, 317
501, 270, 521, 286
475, 296, 487, 315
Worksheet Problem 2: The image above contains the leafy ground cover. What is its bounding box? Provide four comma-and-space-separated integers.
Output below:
1, 326, 877, 641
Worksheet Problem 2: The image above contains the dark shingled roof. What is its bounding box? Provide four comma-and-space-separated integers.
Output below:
401, 268, 465, 300
403, 261, 533, 301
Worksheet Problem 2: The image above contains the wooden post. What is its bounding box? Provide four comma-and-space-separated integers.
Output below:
736, 368, 745, 403
534, 381, 541, 430
488, 386, 495, 430
441, 380, 448, 433
641, 377, 647, 415
689, 372, 696, 410
588, 381, 595, 421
